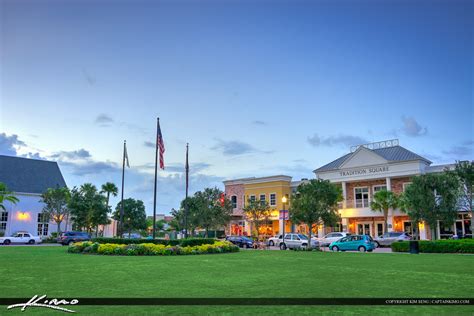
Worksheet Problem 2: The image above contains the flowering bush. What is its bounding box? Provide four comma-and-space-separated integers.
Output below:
68, 240, 239, 256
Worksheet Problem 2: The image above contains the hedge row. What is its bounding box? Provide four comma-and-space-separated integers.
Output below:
90, 237, 217, 247
391, 239, 474, 253
68, 241, 239, 256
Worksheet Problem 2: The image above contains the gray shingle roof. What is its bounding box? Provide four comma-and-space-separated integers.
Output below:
0, 155, 67, 194
315, 146, 431, 173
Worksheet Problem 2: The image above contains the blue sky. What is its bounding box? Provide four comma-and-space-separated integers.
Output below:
1, 0, 473, 214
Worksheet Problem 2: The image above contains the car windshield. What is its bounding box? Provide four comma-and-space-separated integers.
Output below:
241, 237, 252, 242
298, 234, 308, 240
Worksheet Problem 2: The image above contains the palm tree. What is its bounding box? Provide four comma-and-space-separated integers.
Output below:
370, 189, 399, 235
99, 182, 118, 237
0, 182, 19, 211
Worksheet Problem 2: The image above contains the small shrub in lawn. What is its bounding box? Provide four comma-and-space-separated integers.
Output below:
68, 240, 239, 256
391, 240, 474, 253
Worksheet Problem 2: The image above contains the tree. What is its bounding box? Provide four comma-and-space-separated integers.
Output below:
194, 187, 232, 237
370, 189, 399, 235
290, 179, 342, 246
68, 183, 109, 233
0, 182, 19, 211
113, 198, 147, 237
243, 198, 271, 238
99, 182, 118, 237
452, 161, 473, 238
401, 173, 460, 240
41, 186, 70, 234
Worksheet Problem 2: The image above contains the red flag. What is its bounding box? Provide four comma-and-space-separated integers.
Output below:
157, 119, 165, 169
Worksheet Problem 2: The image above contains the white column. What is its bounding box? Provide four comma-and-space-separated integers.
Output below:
318, 224, 324, 238
341, 182, 347, 209
342, 218, 349, 233
386, 177, 393, 232
279, 219, 284, 235
419, 222, 427, 240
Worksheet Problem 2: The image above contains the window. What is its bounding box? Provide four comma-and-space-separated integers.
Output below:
259, 194, 266, 205
37, 213, 49, 236
231, 196, 237, 209
373, 185, 387, 193
355, 187, 369, 208
0, 212, 7, 231
249, 195, 256, 202
270, 193, 276, 206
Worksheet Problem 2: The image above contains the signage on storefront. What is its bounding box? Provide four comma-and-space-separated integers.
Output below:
279, 210, 289, 220
339, 165, 389, 177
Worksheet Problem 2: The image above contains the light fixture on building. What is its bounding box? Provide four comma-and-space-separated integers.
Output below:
16, 212, 30, 221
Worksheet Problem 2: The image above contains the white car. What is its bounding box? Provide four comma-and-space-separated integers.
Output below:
0, 232, 42, 245
267, 234, 283, 246
315, 232, 351, 246
280, 233, 318, 250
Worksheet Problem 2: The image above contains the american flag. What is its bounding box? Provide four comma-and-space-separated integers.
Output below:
157, 119, 165, 169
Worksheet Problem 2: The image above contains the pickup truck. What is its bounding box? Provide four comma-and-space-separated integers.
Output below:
0, 232, 42, 245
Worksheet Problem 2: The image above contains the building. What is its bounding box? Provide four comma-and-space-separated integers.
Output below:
223, 140, 472, 240
224, 175, 308, 237
0, 155, 71, 237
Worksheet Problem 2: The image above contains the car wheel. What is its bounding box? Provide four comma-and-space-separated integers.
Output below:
302, 243, 308, 249
358, 246, 366, 252
28, 240, 35, 245
331, 246, 339, 252
269, 240, 274, 246
68, 240, 75, 246
374, 241, 380, 248
243, 244, 249, 249
280, 243, 287, 250
3, 239, 11, 245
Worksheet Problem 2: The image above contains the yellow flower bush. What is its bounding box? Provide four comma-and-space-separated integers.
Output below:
68, 240, 239, 256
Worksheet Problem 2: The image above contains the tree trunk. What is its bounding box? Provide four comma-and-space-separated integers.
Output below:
96, 225, 99, 238
56, 220, 61, 234
308, 223, 312, 251
205, 228, 209, 238
384, 208, 389, 234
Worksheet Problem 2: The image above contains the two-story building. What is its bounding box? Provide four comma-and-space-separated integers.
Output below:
314, 140, 471, 240
0, 155, 72, 237
224, 175, 308, 237
223, 140, 471, 240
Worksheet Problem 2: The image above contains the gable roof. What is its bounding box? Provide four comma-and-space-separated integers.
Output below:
314, 145, 431, 173
0, 155, 67, 194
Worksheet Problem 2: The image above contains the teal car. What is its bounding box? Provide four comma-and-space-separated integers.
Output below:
329, 235, 375, 252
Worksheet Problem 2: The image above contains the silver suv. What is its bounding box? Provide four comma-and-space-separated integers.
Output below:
373, 232, 411, 247
280, 233, 317, 250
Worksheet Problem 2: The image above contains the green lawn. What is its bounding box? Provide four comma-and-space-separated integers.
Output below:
0, 246, 473, 315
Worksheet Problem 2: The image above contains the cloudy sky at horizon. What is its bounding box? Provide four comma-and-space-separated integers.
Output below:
1, 0, 473, 215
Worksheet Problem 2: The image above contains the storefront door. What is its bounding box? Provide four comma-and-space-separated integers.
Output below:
375, 222, 384, 237
357, 222, 372, 236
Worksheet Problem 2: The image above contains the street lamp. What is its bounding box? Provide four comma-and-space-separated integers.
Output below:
281, 195, 288, 250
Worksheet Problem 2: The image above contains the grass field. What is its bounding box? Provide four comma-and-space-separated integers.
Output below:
0, 246, 473, 315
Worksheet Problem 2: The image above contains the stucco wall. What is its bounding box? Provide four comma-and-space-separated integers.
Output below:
2, 193, 71, 236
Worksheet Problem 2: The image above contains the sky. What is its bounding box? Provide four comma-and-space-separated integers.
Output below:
1, 0, 473, 215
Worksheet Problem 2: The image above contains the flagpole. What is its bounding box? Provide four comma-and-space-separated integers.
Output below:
119, 140, 126, 238
152, 118, 159, 239
184, 143, 189, 238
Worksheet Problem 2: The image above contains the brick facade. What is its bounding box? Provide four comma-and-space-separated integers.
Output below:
225, 183, 245, 216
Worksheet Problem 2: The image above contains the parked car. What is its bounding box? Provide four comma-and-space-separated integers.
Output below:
280, 233, 318, 250
58, 231, 91, 246
373, 232, 411, 247
122, 233, 142, 239
267, 234, 282, 246
225, 236, 254, 248
0, 232, 42, 245
314, 232, 351, 246
329, 235, 375, 252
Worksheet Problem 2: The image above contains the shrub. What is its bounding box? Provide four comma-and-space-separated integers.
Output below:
68, 240, 239, 256
391, 240, 474, 253
179, 238, 216, 247
91, 238, 179, 246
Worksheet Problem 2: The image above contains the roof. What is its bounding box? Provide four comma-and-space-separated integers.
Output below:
0, 155, 67, 194
315, 146, 431, 173
224, 175, 292, 186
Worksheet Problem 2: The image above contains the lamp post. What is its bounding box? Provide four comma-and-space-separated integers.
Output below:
281, 195, 288, 250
